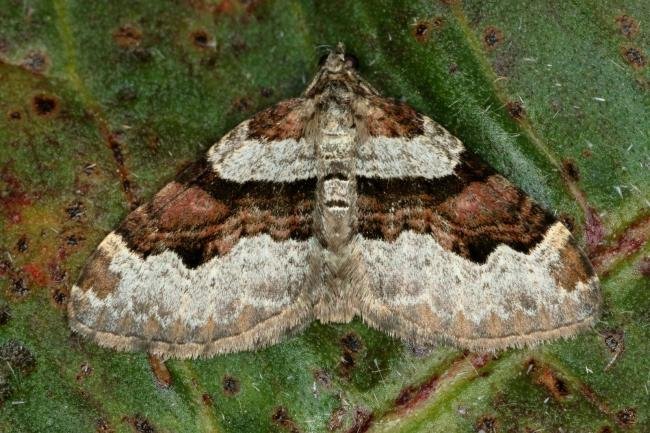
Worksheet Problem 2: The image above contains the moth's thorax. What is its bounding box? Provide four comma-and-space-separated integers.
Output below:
313, 83, 358, 252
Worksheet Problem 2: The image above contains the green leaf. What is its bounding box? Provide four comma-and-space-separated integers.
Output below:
1, 1, 648, 432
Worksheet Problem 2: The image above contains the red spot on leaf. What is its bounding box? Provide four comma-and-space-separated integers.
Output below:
394, 374, 440, 412
22, 263, 49, 287
585, 207, 605, 253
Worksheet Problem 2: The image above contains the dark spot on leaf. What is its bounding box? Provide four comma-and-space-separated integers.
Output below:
66, 200, 85, 220
615, 15, 639, 39
66, 234, 81, 246
16, 236, 28, 253
126, 415, 156, 433
475, 416, 498, 433
602, 329, 624, 353
483, 26, 503, 49
638, 256, 650, 277
0, 340, 36, 374
6, 110, 22, 121
313, 369, 332, 388
76, 362, 93, 381
582, 148, 593, 158
448, 63, 459, 74
616, 407, 636, 426
190, 30, 211, 49
340, 332, 363, 353
222, 374, 240, 395
599, 427, 613, 433
96, 418, 114, 433
562, 159, 580, 181
232, 96, 253, 112
413, 21, 431, 43
346, 408, 373, 433
52, 289, 67, 306
21, 51, 49, 74
505, 101, 525, 119
535, 366, 570, 400
31, 94, 59, 117
202, 393, 213, 406
0, 304, 11, 326
272, 406, 301, 433
260, 87, 273, 98
113, 25, 142, 48
11, 277, 29, 296
621, 46, 646, 69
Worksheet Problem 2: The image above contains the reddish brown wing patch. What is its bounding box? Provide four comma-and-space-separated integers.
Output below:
116, 159, 315, 268
364, 96, 424, 138
247, 98, 306, 140
356, 151, 556, 263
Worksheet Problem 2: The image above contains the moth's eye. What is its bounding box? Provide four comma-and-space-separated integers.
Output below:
344, 53, 359, 69
318, 54, 329, 66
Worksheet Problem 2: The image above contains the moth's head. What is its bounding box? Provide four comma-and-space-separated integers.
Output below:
305, 43, 377, 97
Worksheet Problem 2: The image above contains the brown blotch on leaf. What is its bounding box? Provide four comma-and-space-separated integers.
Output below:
413, 21, 431, 43
0, 340, 36, 374
483, 26, 503, 49
621, 46, 646, 69
585, 207, 605, 252
113, 25, 142, 48
505, 100, 525, 119
394, 374, 439, 412
271, 406, 302, 433
16, 236, 28, 253
31, 94, 60, 117
232, 96, 253, 113
190, 29, 211, 49
260, 87, 273, 98
222, 374, 240, 395
562, 159, 580, 181
599, 427, 613, 433
615, 15, 640, 39
126, 415, 156, 433
615, 408, 637, 427
76, 362, 93, 381
202, 393, 214, 406
52, 289, 67, 306
10, 277, 29, 296
313, 369, 332, 388
96, 418, 115, 433
65, 200, 85, 220
602, 329, 624, 354
6, 110, 22, 121
535, 365, 570, 400
21, 51, 50, 74
346, 408, 373, 433
340, 332, 364, 353
475, 416, 498, 433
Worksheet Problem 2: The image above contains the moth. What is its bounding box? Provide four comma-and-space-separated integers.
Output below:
68, 45, 600, 359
